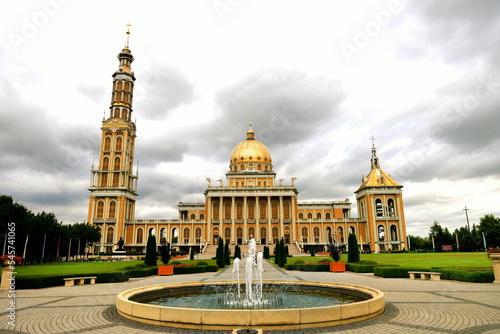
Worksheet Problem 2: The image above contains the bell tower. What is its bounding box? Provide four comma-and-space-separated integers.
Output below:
355, 137, 407, 253
87, 25, 139, 253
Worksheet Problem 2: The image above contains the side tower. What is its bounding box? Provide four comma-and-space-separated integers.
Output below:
88, 28, 138, 253
355, 138, 407, 253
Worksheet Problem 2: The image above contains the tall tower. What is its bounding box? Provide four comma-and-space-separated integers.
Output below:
88, 26, 138, 253
355, 138, 407, 253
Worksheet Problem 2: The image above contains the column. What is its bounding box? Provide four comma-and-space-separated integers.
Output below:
231, 196, 235, 244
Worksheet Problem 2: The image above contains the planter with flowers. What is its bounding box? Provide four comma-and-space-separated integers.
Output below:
327, 243, 346, 272
158, 241, 173, 276
488, 249, 500, 284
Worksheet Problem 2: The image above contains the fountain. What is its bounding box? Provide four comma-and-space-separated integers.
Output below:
116, 238, 385, 330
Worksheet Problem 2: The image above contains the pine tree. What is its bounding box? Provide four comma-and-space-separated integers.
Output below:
189, 247, 195, 260
159, 241, 171, 265
224, 241, 231, 265
347, 233, 360, 263
310, 245, 316, 257
216, 237, 225, 268
144, 234, 157, 266
234, 244, 241, 259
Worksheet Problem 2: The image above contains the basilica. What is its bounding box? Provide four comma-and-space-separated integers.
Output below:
87, 33, 408, 256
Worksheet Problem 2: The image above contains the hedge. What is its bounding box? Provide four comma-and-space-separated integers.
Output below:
373, 265, 421, 278
16, 271, 131, 289
373, 265, 494, 283
174, 265, 208, 274
347, 263, 378, 273
283, 263, 329, 271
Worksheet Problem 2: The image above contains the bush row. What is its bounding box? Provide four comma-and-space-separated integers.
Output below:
16, 271, 131, 289
373, 265, 494, 282
173, 264, 218, 274
283, 263, 330, 271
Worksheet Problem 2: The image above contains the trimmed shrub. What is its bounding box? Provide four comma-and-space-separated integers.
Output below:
347, 263, 377, 273
294, 259, 305, 265
127, 267, 157, 278
17, 271, 131, 289
374, 266, 425, 278
196, 261, 208, 266
206, 265, 219, 272
170, 260, 182, 265
174, 265, 207, 275
135, 263, 149, 268
283, 263, 329, 272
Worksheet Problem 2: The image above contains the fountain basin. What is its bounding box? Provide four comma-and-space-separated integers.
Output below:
116, 280, 385, 330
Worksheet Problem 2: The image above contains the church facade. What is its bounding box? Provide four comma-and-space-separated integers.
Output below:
87, 34, 408, 255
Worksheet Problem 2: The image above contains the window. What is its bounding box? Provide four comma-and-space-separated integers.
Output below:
325, 212, 331, 219
388, 199, 395, 217
160, 228, 167, 242
336, 226, 344, 243
109, 201, 116, 218
190, 213, 195, 220
112, 173, 119, 187
248, 202, 255, 219
259, 201, 267, 219
149, 228, 155, 236
249, 227, 255, 240
236, 202, 243, 219
325, 226, 332, 243
102, 157, 109, 171
272, 201, 279, 219
378, 225, 385, 241
183, 228, 190, 243
224, 227, 231, 244
316, 213, 321, 219
272, 227, 279, 244
104, 137, 111, 151
200, 213, 205, 220
313, 226, 320, 242
213, 202, 219, 219
224, 202, 231, 219
376, 199, 383, 217
96, 201, 104, 218
299, 213, 304, 219
116, 137, 122, 151
106, 227, 114, 243
136, 228, 143, 243
283, 201, 290, 218
307, 212, 312, 219
349, 226, 355, 235
390, 225, 398, 241
114, 157, 120, 171
195, 228, 202, 243
301, 227, 308, 242
100, 173, 108, 187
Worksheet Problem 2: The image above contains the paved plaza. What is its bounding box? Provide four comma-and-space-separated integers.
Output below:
1, 260, 499, 334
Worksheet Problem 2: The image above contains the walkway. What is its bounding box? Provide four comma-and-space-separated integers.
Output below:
1, 261, 499, 333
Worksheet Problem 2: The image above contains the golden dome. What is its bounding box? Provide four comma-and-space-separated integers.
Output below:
229, 128, 273, 172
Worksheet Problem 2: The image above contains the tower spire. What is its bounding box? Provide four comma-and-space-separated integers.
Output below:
125, 22, 131, 48
370, 136, 380, 169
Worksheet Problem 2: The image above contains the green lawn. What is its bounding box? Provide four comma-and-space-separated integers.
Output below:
289, 252, 491, 269
15, 260, 145, 277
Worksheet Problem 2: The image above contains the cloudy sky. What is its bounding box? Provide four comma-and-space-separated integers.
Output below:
1, 0, 499, 237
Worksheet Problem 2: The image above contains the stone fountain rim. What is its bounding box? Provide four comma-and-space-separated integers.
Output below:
116, 280, 385, 330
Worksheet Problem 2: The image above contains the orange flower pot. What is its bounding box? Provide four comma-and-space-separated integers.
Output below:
330, 262, 346, 272
158, 265, 174, 276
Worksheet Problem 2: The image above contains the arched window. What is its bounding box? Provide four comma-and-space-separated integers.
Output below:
299, 213, 304, 219
272, 227, 279, 244
97, 201, 104, 218
114, 157, 120, 171
316, 213, 321, 219
102, 157, 109, 171
388, 199, 395, 217
236, 202, 243, 219
325, 226, 332, 243
190, 213, 196, 220
375, 198, 383, 217
200, 213, 205, 220
301, 227, 308, 242
283, 201, 290, 218
272, 201, 279, 219
257, 164, 262, 170
100, 173, 108, 187
260, 227, 266, 244
116, 137, 122, 151
349, 226, 355, 235
224, 202, 231, 219
149, 228, 155, 236
390, 225, 398, 241
236, 227, 243, 244
378, 225, 385, 241
212, 227, 219, 244
307, 212, 313, 219
360, 202, 365, 218
195, 228, 202, 243
313, 226, 320, 242
248, 202, 255, 219
325, 212, 331, 219
259, 201, 267, 219
136, 228, 143, 243
160, 228, 167, 242
213, 202, 219, 219
109, 201, 116, 218
224, 227, 231, 244
183, 228, 190, 243
104, 137, 111, 151
248, 227, 255, 240
106, 227, 114, 243
336, 226, 344, 242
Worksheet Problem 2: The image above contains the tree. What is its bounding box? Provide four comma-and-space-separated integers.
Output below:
429, 221, 452, 252
347, 233, 360, 263
224, 241, 231, 265
189, 246, 195, 260
216, 237, 225, 268
454, 226, 475, 252
263, 246, 270, 259
328, 243, 341, 262
234, 244, 241, 259
144, 234, 157, 266
479, 214, 500, 249
159, 241, 171, 265
277, 238, 287, 267
310, 245, 316, 257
